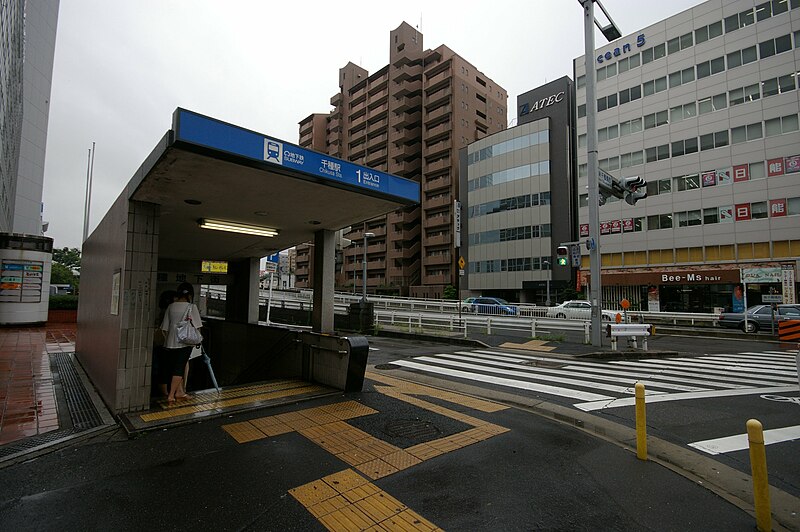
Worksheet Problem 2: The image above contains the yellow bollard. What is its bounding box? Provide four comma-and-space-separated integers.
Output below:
634, 382, 647, 460
747, 419, 771, 532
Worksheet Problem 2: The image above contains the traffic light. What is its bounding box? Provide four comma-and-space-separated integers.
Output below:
556, 246, 569, 266
622, 176, 647, 205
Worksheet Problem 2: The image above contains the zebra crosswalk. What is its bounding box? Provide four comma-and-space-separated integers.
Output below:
389, 349, 800, 411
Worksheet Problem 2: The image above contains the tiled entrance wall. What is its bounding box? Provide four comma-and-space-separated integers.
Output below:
77, 194, 159, 414
119, 201, 159, 412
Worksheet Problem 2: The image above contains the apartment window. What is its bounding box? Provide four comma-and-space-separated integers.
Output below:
669, 67, 695, 88
759, 34, 793, 59
731, 122, 763, 143
671, 137, 698, 157
597, 62, 617, 81
670, 102, 697, 122
751, 201, 769, 219
645, 178, 671, 197
645, 143, 670, 162
756, 0, 790, 21
576, 75, 585, 89
597, 93, 617, 112
619, 118, 643, 137
579, 163, 587, 178
667, 32, 693, 54
641, 43, 666, 64
647, 214, 673, 230
729, 83, 761, 106
644, 110, 668, 130
762, 74, 797, 97
599, 156, 620, 171
765, 114, 800, 136
698, 93, 727, 114
676, 209, 702, 227
577, 104, 586, 118
578, 133, 586, 148
617, 53, 640, 73
643, 77, 667, 96
697, 56, 725, 79
789, 196, 800, 216
727, 46, 757, 69
703, 207, 719, 225
618, 85, 641, 105
620, 150, 644, 168
700, 130, 729, 151
724, 8, 755, 32
750, 161, 766, 180
695, 21, 723, 43
674, 174, 700, 191
598, 124, 618, 142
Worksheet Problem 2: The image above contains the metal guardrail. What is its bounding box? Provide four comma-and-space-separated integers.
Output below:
206, 288, 721, 333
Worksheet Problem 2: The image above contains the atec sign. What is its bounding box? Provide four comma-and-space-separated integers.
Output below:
519, 92, 564, 116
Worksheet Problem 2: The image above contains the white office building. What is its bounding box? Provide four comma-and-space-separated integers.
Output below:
574, 0, 800, 312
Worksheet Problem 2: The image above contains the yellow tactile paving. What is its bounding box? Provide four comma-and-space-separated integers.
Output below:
499, 339, 557, 352
340, 481, 382, 503
289, 478, 340, 507
140, 383, 326, 421
250, 416, 292, 437
307, 494, 350, 518
356, 458, 400, 480
404, 443, 445, 461
380, 509, 440, 531
353, 492, 407, 523
321, 469, 370, 493
366, 371, 508, 413
381, 450, 422, 471
319, 504, 375, 531
221, 421, 266, 443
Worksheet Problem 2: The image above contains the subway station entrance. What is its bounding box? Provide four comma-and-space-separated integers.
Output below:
77, 109, 419, 418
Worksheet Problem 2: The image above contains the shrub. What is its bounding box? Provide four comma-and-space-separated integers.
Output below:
49, 295, 78, 310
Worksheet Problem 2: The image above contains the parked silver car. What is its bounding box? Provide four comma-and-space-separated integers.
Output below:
546, 300, 617, 321
717, 304, 800, 333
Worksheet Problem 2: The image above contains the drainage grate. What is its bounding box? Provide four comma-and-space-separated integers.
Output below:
51, 352, 104, 430
384, 418, 441, 440
0, 353, 105, 461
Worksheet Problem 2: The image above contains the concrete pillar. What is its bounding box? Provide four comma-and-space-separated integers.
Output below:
311, 229, 335, 333
226, 257, 260, 324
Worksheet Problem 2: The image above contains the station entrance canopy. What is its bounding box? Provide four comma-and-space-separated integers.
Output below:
77, 108, 419, 415
130, 108, 419, 260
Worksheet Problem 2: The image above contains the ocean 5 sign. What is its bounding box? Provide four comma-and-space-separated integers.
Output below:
597, 34, 645, 64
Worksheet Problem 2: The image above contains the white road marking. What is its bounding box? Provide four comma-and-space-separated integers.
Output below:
574, 385, 800, 411
389, 359, 613, 401
688, 425, 800, 455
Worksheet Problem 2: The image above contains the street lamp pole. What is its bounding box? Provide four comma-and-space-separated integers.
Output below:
581, 0, 621, 347
361, 232, 375, 303
543, 260, 551, 306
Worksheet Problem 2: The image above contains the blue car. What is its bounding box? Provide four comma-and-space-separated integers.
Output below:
469, 297, 518, 316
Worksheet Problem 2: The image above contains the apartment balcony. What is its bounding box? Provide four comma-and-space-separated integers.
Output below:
423, 253, 451, 267
349, 112, 367, 132
387, 266, 406, 278
425, 121, 451, 141
330, 93, 342, 106
423, 174, 452, 192
367, 242, 387, 254
425, 232, 452, 247
422, 273, 451, 285
389, 142, 420, 161
424, 104, 451, 125
368, 102, 389, 116
394, 126, 421, 143
424, 138, 450, 159
424, 213, 451, 228
390, 110, 422, 129
425, 194, 451, 210
391, 158, 422, 176
367, 117, 388, 131
349, 146, 366, 162
367, 133, 388, 150
295, 266, 310, 276
328, 117, 341, 132
425, 86, 452, 108
395, 94, 422, 113
365, 147, 388, 167
350, 99, 367, 116
299, 132, 313, 147
425, 157, 451, 174
390, 223, 421, 242
423, 68, 451, 90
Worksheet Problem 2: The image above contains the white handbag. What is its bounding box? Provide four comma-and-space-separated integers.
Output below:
176, 304, 202, 345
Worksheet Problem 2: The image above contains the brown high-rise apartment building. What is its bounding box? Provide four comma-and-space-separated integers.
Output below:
297, 22, 507, 298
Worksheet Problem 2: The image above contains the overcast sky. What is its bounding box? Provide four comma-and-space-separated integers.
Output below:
41, 0, 701, 251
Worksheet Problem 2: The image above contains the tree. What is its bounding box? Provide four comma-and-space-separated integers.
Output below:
53, 247, 81, 273
50, 262, 77, 287
443, 285, 457, 300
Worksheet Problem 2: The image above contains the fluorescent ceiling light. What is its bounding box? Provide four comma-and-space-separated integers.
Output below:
199, 219, 278, 237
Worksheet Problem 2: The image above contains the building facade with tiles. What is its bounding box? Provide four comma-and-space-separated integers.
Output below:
573, 0, 800, 312
297, 22, 507, 298
459, 77, 578, 304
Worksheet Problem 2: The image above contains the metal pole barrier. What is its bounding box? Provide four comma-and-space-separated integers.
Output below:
635, 382, 647, 460
746, 419, 771, 532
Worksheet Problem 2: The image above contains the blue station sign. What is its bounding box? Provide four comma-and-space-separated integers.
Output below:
172, 108, 420, 204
